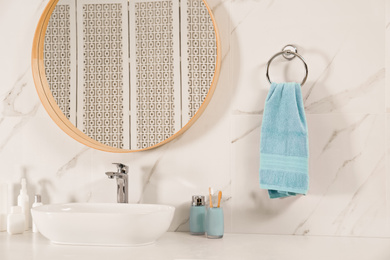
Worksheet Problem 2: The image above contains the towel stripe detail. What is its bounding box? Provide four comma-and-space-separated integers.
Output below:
260, 153, 308, 173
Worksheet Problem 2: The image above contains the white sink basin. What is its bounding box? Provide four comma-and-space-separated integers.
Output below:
31, 203, 175, 246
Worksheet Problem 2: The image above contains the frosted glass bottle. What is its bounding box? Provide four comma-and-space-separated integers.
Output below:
189, 195, 206, 235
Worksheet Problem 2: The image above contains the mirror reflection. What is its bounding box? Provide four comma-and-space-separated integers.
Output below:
44, 0, 218, 150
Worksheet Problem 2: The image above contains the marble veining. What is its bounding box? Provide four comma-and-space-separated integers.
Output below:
0, 117, 34, 154
136, 155, 163, 204
232, 109, 262, 115
292, 151, 364, 236
230, 0, 274, 35
34, 0, 49, 16
174, 216, 190, 232
333, 155, 385, 236
320, 115, 369, 155
305, 69, 385, 113
56, 147, 91, 178
0, 0, 388, 240
303, 45, 344, 104
2, 70, 40, 117
134, 139, 183, 204
231, 121, 260, 144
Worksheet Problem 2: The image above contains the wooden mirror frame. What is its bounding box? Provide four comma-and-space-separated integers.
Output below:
32, 0, 221, 153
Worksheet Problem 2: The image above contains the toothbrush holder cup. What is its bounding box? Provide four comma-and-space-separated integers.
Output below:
206, 207, 224, 239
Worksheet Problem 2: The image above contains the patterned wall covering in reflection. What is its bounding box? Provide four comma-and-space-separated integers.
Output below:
44, 3, 74, 123
185, 0, 216, 118
44, 0, 217, 150
133, 0, 178, 149
80, 3, 126, 149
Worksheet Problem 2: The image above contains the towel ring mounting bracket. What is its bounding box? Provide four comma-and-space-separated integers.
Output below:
266, 44, 308, 86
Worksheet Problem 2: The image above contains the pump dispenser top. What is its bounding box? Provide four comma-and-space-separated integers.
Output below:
20, 179, 27, 195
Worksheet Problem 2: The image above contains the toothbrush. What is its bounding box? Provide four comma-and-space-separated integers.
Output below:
208, 187, 213, 208
217, 191, 222, 208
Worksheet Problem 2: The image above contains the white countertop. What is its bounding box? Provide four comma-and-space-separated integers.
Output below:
1, 231, 390, 260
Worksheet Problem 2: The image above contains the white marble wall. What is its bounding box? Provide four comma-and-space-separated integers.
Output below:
0, 0, 388, 237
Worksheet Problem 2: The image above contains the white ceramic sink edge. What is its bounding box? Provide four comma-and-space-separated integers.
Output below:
31, 203, 175, 247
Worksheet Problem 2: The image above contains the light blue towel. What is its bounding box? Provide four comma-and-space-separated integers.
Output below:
259, 82, 309, 199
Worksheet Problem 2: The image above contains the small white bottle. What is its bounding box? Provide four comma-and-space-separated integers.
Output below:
0, 183, 8, 231
7, 206, 25, 235
17, 178, 29, 230
32, 194, 43, 233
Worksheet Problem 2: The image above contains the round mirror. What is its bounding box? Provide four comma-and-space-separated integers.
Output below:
32, 0, 220, 152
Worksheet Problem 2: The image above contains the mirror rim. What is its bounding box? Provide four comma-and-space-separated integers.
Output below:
32, 0, 221, 153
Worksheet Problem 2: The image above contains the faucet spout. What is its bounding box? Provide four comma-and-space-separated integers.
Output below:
105, 163, 129, 203
116, 177, 128, 204
105, 172, 116, 179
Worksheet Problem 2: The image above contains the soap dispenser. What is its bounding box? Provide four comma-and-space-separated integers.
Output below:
32, 194, 43, 233
17, 178, 29, 230
190, 195, 206, 235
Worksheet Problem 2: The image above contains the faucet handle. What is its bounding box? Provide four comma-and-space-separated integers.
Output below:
113, 163, 129, 174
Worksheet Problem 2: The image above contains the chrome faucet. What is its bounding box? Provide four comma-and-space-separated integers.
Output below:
105, 163, 129, 203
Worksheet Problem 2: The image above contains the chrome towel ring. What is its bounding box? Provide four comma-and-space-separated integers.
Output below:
266, 45, 308, 86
